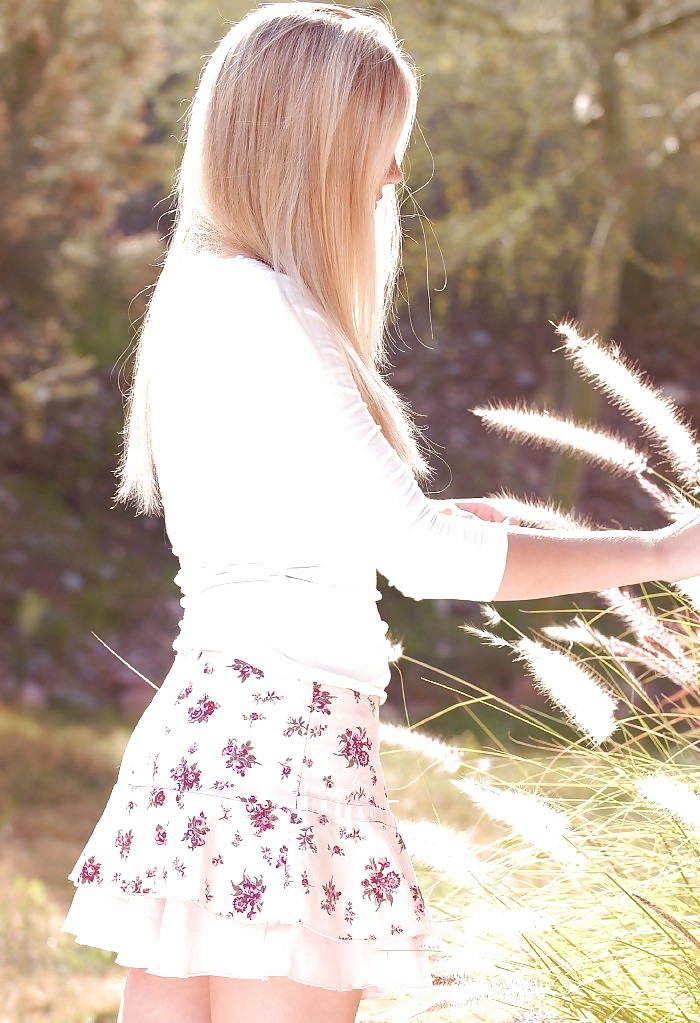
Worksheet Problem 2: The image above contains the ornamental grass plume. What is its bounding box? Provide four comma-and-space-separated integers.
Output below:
455, 778, 580, 866
398, 818, 486, 889
479, 493, 592, 530
636, 775, 700, 834
601, 586, 689, 663
675, 574, 700, 611
514, 636, 619, 745
555, 320, 700, 490
379, 721, 463, 774
473, 404, 649, 478
600, 586, 700, 693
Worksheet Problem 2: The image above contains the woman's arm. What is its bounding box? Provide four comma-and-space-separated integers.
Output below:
494, 517, 700, 602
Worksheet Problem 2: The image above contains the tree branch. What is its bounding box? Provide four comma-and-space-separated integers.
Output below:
620, 0, 700, 46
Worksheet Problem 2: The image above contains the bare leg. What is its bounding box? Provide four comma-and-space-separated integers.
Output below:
117, 969, 211, 1023
209, 976, 362, 1023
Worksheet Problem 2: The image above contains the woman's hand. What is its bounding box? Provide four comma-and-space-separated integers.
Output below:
438, 498, 520, 525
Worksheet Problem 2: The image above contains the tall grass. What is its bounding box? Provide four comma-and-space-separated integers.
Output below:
363, 324, 700, 1023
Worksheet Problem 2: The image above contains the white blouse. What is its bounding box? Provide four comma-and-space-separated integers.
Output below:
147, 252, 509, 701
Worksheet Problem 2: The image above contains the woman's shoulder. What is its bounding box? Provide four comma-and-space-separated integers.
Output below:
155, 250, 338, 383
168, 251, 326, 339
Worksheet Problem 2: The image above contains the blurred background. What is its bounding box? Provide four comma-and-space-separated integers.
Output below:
2, 3, 700, 1020
1, 0, 700, 720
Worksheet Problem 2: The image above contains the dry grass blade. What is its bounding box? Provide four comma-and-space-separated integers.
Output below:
631, 894, 700, 951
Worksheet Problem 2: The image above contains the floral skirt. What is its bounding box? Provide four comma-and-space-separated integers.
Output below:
62, 650, 434, 997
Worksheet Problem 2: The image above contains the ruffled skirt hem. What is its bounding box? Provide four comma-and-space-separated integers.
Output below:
62, 891, 434, 997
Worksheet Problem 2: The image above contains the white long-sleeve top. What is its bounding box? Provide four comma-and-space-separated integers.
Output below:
147, 252, 509, 701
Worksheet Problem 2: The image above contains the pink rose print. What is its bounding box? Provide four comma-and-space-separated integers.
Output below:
155, 824, 167, 846
321, 878, 342, 915
361, 857, 401, 910
78, 855, 101, 884
115, 829, 133, 860
176, 684, 193, 703
309, 682, 336, 715
188, 694, 220, 723
182, 812, 210, 850
239, 796, 278, 836
169, 757, 202, 792
344, 901, 355, 924
222, 739, 260, 776
280, 758, 292, 780
411, 885, 426, 918
336, 727, 372, 768
231, 870, 266, 920
323, 775, 334, 789
148, 788, 166, 809
228, 659, 264, 683
301, 870, 310, 894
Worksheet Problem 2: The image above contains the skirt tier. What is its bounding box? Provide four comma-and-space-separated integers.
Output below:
62, 650, 434, 997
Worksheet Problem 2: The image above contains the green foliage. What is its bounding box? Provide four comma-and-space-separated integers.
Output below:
387, 0, 700, 337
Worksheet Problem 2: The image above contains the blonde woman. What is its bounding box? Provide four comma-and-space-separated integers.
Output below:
61, 5, 700, 1022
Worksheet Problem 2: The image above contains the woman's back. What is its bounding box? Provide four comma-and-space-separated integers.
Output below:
148, 252, 399, 693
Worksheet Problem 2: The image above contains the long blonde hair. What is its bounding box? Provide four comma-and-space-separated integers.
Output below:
117, 2, 428, 514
